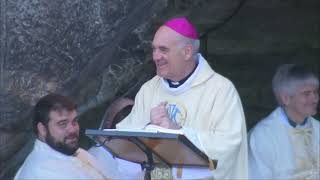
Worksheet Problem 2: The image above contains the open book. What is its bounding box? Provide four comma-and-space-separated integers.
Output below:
103, 124, 183, 135
144, 124, 183, 134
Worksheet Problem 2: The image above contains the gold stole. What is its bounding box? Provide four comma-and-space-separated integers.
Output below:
289, 128, 319, 179
75, 151, 109, 180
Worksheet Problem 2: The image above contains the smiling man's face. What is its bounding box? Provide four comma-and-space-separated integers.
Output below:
43, 109, 80, 155
152, 26, 191, 82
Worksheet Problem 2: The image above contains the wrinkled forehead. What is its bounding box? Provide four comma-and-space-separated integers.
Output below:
152, 26, 183, 47
298, 76, 318, 86
291, 77, 319, 91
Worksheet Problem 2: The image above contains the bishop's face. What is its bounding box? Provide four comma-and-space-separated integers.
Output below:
151, 26, 190, 82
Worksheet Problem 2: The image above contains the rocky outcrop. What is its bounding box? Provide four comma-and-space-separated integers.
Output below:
0, 0, 168, 178
0, 0, 319, 178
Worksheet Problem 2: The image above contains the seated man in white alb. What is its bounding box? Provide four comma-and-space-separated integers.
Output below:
14, 94, 119, 180
249, 64, 320, 179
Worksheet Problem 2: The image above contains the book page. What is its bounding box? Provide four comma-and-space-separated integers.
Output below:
103, 128, 158, 133
145, 124, 183, 135
103, 125, 183, 135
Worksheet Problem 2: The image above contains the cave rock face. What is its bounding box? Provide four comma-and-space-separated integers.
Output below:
0, 0, 247, 178
0, 0, 167, 178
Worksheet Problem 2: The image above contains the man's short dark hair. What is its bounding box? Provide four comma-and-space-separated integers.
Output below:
33, 94, 76, 135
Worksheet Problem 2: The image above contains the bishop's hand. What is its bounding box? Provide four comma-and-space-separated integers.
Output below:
150, 101, 180, 129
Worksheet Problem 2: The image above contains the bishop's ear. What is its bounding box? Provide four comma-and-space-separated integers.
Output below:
183, 44, 193, 60
37, 122, 47, 140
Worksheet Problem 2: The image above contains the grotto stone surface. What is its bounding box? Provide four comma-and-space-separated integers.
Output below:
0, 0, 168, 178
0, 0, 319, 178
0, 0, 242, 178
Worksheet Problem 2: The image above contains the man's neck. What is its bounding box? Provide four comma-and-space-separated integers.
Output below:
167, 60, 197, 88
283, 107, 307, 125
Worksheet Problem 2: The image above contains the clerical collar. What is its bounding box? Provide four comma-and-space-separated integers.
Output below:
281, 107, 308, 128
166, 60, 199, 88
287, 117, 308, 128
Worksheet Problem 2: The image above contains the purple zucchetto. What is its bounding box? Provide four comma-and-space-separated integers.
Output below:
164, 17, 199, 40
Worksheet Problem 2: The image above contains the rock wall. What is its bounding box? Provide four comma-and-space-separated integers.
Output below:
0, 0, 168, 178
0, 0, 319, 178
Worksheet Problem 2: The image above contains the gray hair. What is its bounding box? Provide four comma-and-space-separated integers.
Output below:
178, 36, 200, 60
272, 64, 319, 105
